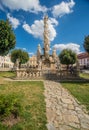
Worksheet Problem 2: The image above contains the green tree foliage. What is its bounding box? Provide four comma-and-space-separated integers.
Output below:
0, 20, 16, 56
11, 49, 29, 68
84, 35, 89, 53
59, 49, 77, 66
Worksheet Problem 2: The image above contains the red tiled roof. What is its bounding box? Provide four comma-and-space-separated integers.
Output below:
77, 52, 89, 59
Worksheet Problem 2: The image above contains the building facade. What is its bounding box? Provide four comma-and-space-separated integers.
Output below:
0, 54, 14, 71
29, 56, 38, 68
77, 52, 89, 69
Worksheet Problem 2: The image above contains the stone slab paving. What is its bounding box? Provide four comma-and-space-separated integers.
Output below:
44, 80, 89, 130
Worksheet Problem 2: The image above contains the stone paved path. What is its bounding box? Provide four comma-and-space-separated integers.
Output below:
44, 80, 89, 130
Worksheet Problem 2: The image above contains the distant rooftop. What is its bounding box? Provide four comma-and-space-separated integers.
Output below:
77, 52, 89, 59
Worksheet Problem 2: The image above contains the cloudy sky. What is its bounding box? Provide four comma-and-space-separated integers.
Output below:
0, 0, 89, 56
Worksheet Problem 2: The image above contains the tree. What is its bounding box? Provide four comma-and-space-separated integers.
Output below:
84, 35, 89, 53
0, 20, 16, 56
11, 49, 29, 68
59, 49, 77, 69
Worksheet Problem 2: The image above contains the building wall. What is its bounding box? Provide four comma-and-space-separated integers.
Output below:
0, 54, 14, 71
29, 56, 38, 68
77, 52, 89, 69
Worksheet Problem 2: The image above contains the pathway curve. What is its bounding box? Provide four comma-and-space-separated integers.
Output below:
44, 80, 89, 130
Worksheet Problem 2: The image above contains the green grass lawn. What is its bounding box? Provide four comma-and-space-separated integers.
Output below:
79, 72, 89, 79
1, 71, 89, 129
61, 82, 89, 113
0, 71, 16, 78
0, 72, 47, 130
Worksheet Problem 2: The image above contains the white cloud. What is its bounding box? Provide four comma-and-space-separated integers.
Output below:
23, 20, 44, 39
1, 0, 47, 13
22, 48, 27, 51
7, 13, 20, 29
52, 0, 75, 17
16, 47, 27, 51
49, 17, 58, 26
53, 43, 80, 53
22, 17, 58, 41
29, 52, 34, 56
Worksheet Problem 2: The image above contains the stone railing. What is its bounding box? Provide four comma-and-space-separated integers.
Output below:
16, 69, 42, 79
57, 69, 79, 79
15, 68, 79, 80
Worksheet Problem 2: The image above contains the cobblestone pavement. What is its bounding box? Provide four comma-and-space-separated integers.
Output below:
44, 80, 89, 130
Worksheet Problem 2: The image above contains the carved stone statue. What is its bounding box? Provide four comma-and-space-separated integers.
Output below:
37, 44, 41, 62
16, 58, 20, 69
38, 60, 42, 70
52, 48, 57, 61
37, 44, 41, 53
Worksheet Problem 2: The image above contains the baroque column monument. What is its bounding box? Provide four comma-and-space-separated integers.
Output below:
37, 15, 58, 70
43, 15, 50, 59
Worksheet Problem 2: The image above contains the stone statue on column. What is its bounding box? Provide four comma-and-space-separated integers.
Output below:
43, 15, 50, 59
38, 60, 42, 70
37, 44, 42, 69
52, 48, 57, 62
37, 44, 41, 61
16, 58, 20, 70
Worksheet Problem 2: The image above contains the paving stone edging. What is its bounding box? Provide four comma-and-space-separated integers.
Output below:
44, 80, 89, 130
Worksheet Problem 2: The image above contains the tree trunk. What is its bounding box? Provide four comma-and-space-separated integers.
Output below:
19, 63, 21, 69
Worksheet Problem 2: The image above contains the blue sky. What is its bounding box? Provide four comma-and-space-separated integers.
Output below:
0, 0, 89, 56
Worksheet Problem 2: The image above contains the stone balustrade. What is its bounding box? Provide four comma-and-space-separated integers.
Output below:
16, 69, 42, 79
16, 68, 79, 80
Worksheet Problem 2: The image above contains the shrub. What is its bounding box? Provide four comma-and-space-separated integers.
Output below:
0, 93, 23, 121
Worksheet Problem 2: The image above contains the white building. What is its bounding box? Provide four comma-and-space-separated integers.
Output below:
0, 54, 14, 71
77, 52, 89, 69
